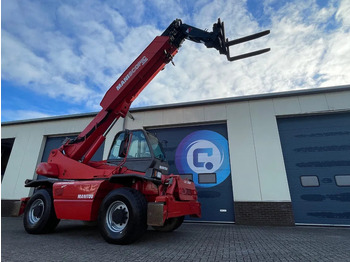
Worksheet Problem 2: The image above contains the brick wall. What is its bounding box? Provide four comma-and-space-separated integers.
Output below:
234, 202, 295, 226
2, 200, 21, 217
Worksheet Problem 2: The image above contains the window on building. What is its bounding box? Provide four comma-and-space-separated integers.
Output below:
1, 138, 15, 182
335, 175, 350, 187
198, 173, 217, 184
180, 174, 193, 181
300, 176, 319, 187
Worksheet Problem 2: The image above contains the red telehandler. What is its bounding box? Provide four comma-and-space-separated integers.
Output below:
20, 19, 270, 244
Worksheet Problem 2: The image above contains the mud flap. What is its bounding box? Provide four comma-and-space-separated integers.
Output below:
147, 202, 164, 226
18, 197, 30, 216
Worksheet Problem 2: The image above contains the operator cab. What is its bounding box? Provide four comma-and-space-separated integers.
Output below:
107, 129, 169, 179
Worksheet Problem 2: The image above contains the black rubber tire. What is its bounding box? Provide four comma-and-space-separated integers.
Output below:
98, 188, 147, 245
23, 189, 60, 234
152, 216, 184, 232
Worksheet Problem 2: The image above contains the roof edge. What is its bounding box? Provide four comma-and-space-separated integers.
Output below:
130, 84, 350, 112
2, 85, 350, 126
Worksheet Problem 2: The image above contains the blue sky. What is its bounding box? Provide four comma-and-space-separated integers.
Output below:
2, 0, 350, 122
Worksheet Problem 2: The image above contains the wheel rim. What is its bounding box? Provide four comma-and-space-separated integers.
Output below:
28, 199, 44, 224
106, 201, 129, 233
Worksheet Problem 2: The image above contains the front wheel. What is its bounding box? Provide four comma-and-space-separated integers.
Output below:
23, 189, 60, 234
98, 188, 147, 245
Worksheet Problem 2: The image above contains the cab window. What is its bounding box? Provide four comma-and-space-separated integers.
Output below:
148, 133, 166, 161
108, 132, 125, 160
127, 131, 151, 158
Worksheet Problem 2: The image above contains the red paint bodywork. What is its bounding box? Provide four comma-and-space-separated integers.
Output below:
51, 175, 200, 222
53, 180, 113, 221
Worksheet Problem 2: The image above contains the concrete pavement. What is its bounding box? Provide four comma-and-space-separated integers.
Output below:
2, 217, 350, 262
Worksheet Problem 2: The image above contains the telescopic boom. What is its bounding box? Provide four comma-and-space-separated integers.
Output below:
61, 19, 270, 165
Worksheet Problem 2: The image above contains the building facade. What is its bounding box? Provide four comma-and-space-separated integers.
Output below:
2, 86, 350, 226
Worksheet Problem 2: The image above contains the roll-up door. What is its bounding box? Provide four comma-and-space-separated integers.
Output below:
278, 112, 350, 225
148, 123, 234, 222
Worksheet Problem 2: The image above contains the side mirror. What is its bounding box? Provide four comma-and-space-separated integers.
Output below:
118, 130, 130, 158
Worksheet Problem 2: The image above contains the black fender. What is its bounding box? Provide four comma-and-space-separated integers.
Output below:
108, 174, 161, 185
24, 179, 59, 188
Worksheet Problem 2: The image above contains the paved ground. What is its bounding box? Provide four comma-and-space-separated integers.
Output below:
2, 217, 350, 262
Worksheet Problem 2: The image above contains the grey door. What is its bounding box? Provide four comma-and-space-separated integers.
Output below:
277, 112, 350, 225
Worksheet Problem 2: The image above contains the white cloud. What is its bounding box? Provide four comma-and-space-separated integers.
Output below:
2, 0, 350, 121
133, 0, 350, 107
336, 0, 350, 27
2, 30, 50, 84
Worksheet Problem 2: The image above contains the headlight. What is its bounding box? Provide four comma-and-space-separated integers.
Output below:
153, 170, 162, 179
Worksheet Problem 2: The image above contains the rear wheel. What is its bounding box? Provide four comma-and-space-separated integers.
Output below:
152, 216, 184, 232
98, 188, 147, 245
23, 189, 60, 234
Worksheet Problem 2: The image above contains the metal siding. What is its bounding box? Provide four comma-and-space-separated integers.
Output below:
278, 112, 350, 225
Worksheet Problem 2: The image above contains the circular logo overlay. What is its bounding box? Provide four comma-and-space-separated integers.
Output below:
175, 130, 230, 188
